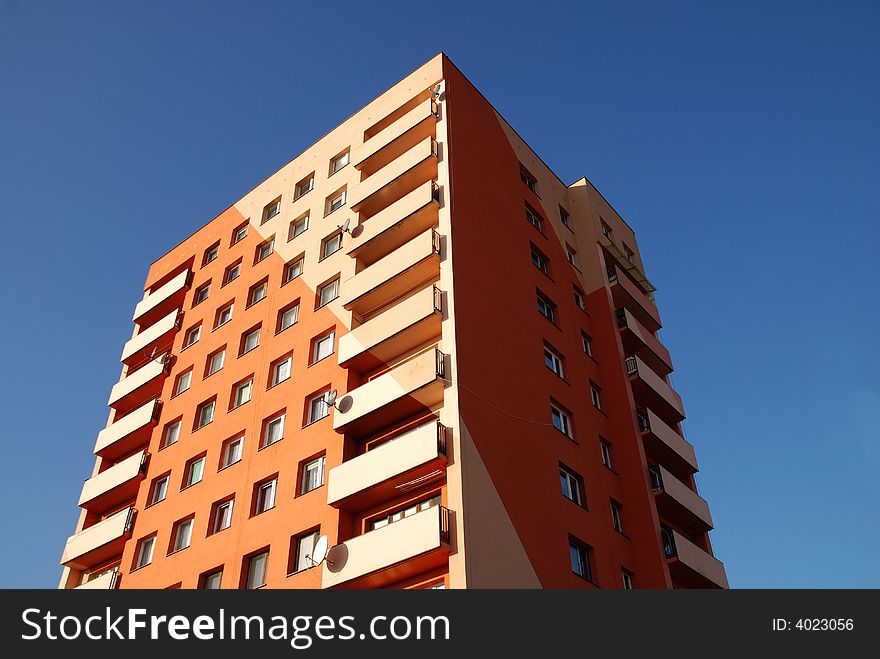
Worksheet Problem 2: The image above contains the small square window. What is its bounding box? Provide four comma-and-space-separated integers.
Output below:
559, 465, 584, 507
134, 536, 155, 569
560, 206, 571, 229
160, 419, 181, 449
295, 174, 314, 200
195, 399, 215, 430
300, 456, 325, 494
536, 291, 556, 324
255, 237, 274, 264
569, 538, 593, 581
245, 551, 269, 589
262, 197, 281, 224
530, 245, 549, 275
206, 348, 226, 377
600, 438, 613, 469
148, 474, 170, 506
544, 345, 564, 378
210, 499, 234, 535
219, 435, 244, 469
321, 232, 343, 259
201, 569, 223, 590
214, 303, 233, 329
574, 288, 586, 310
311, 330, 335, 364
261, 413, 286, 448
270, 355, 292, 387
283, 256, 304, 283
330, 150, 350, 175
231, 222, 248, 245
601, 220, 613, 241
241, 326, 261, 355
623, 243, 635, 263
253, 479, 277, 515
590, 382, 602, 410
326, 189, 346, 215
277, 301, 299, 333
183, 324, 201, 349
248, 279, 268, 306
231, 377, 253, 409
194, 283, 211, 306
581, 333, 593, 357
317, 277, 340, 308
173, 369, 192, 396
520, 164, 537, 193
622, 570, 634, 590
525, 205, 543, 232
170, 517, 194, 553
611, 500, 624, 533
551, 403, 573, 438
183, 455, 206, 488
224, 261, 241, 285
290, 530, 320, 574
566, 245, 579, 269
307, 391, 331, 424
203, 242, 220, 266
288, 215, 309, 241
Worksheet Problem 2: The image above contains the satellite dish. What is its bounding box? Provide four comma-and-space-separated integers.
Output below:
431, 83, 442, 98
310, 535, 330, 566
338, 218, 351, 234
325, 389, 338, 406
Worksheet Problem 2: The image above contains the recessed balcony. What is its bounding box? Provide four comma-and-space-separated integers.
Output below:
616, 307, 673, 374
341, 229, 441, 317
328, 420, 448, 510
79, 450, 148, 512
338, 285, 442, 372
333, 347, 446, 436
94, 398, 161, 459
349, 136, 438, 217
608, 264, 661, 333
323, 505, 450, 588
120, 309, 180, 363
637, 408, 698, 475
60, 507, 136, 570
665, 529, 728, 589
625, 354, 685, 424
75, 570, 119, 590
132, 269, 192, 324
652, 465, 713, 533
353, 98, 438, 174
107, 358, 168, 408
347, 180, 439, 267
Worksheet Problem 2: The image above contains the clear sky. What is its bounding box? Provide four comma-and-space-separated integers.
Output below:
0, 0, 877, 588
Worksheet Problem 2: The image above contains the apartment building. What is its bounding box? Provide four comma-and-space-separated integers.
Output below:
59, 53, 727, 590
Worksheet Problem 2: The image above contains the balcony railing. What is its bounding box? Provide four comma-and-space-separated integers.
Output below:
94, 398, 161, 458
637, 407, 699, 474
132, 269, 192, 323
60, 507, 136, 570
120, 310, 181, 363
625, 354, 685, 423
79, 450, 148, 511
617, 308, 673, 373
353, 97, 439, 172
107, 357, 169, 407
75, 569, 119, 590
665, 528, 728, 588
607, 264, 661, 333
652, 464, 713, 533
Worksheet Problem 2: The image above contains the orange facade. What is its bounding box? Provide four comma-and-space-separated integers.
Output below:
59, 54, 727, 590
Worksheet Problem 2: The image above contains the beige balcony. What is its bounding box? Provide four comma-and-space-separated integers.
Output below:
667, 529, 728, 588
323, 505, 450, 588
75, 570, 119, 590
338, 285, 442, 372
94, 398, 160, 459
638, 408, 698, 475
328, 420, 448, 510
616, 307, 672, 374
333, 348, 446, 436
107, 358, 168, 408
349, 136, 438, 217
60, 507, 135, 570
120, 309, 179, 363
341, 229, 441, 317
347, 180, 439, 267
353, 98, 438, 173
131, 269, 191, 323
608, 264, 662, 333
653, 465, 713, 533
79, 450, 147, 512
625, 354, 685, 423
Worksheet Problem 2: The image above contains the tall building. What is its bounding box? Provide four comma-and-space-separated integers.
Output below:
59, 53, 727, 590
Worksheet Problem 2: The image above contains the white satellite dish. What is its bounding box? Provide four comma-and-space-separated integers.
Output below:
325, 389, 338, 407
310, 535, 330, 566
431, 83, 442, 99
338, 218, 351, 235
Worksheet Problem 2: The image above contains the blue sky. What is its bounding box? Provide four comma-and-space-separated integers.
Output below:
0, 0, 877, 588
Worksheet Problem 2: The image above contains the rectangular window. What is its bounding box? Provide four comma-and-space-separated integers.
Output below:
369, 495, 441, 530
559, 465, 583, 506
622, 570, 634, 590
536, 292, 556, 324
288, 215, 309, 241
277, 302, 299, 333
321, 232, 343, 259
590, 382, 602, 410
184, 456, 205, 488
135, 536, 155, 569
525, 205, 543, 232
295, 175, 314, 199
601, 220, 613, 240
194, 283, 210, 306
149, 474, 169, 506
544, 345, 564, 378
203, 242, 219, 266
307, 392, 331, 424
220, 435, 244, 469
326, 189, 346, 214
232, 378, 253, 409
262, 197, 281, 223
291, 530, 320, 573
254, 479, 277, 514
183, 324, 201, 348
611, 500, 623, 533
283, 256, 304, 282
311, 331, 335, 363
262, 413, 285, 448
330, 150, 350, 174
206, 348, 225, 377
223, 261, 241, 286
574, 288, 585, 310
520, 164, 537, 193
211, 499, 234, 534
649, 465, 663, 492
255, 237, 274, 263
581, 333, 593, 358
600, 439, 612, 469
246, 551, 269, 589
623, 244, 635, 263
551, 403, 573, 438
195, 399, 215, 429
214, 303, 233, 329
171, 518, 193, 553
300, 456, 325, 494
566, 245, 579, 269
317, 277, 339, 307
173, 369, 192, 396
569, 539, 593, 581
203, 569, 223, 589
232, 222, 248, 245
560, 206, 571, 229
530, 245, 549, 275
248, 279, 268, 306
161, 420, 181, 449
271, 355, 293, 386
241, 326, 260, 355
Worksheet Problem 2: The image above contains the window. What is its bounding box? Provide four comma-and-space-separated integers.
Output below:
211, 499, 234, 534
544, 345, 564, 378
291, 530, 320, 573
321, 232, 343, 259
232, 222, 248, 245
300, 456, 325, 494
530, 245, 549, 275
255, 237, 274, 263
317, 277, 339, 307
311, 330, 335, 363
202, 569, 223, 590
134, 536, 155, 569
574, 288, 585, 310
171, 518, 193, 553
241, 326, 260, 355
254, 479, 277, 514
183, 324, 201, 348
277, 302, 299, 333
330, 150, 350, 174
231, 378, 253, 409
219, 435, 244, 469
600, 439, 612, 469
246, 551, 269, 589
525, 205, 543, 232
194, 283, 210, 306
590, 382, 602, 410
560, 206, 571, 229
283, 256, 304, 282
326, 189, 346, 215
262, 197, 281, 224
581, 333, 593, 357
611, 500, 623, 533
520, 164, 537, 193
261, 413, 285, 448
183, 455, 205, 488
223, 261, 241, 285
288, 215, 309, 241
195, 399, 215, 429
369, 495, 441, 530
203, 242, 219, 266
559, 465, 583, 506
248, 279, 268, 306
206, 348, 225, 377
569, 539, 593, 581
551, 403, 572, 438
649, 465, 663, 492
536, 291, 557, 323
601, 220, 613, 240
214, 303, 233, 329
294, 174, 314, 199
270, 355, 292, 386
566, 245, 579, 269
661, 525, 676, 558
173, 369, 192, 396
161, 419, 181, 449
622, 570, 634, 590
623, 243, 635, 263
307, 391, 331, 424
148, 474, 169, 506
